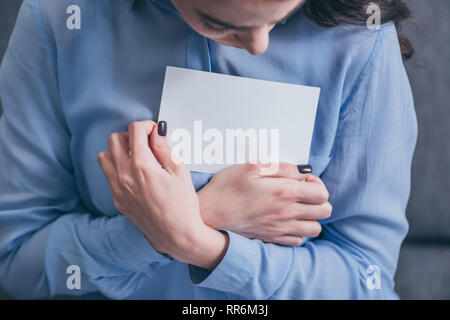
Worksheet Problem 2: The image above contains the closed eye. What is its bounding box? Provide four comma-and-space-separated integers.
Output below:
202, 21, 230, 35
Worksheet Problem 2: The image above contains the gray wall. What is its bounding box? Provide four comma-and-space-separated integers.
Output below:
0, 0, 449, 299
393, 0, 450, 299
0, 0, 23, 299
0, 0, 21, 115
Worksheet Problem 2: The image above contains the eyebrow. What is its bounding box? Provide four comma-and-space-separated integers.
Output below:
194, 1, 304, 30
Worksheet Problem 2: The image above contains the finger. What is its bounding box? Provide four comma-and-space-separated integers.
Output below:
260, 162, 311, 181
304, 174, 324, 184
288, 201, 333, 220
108, 132, 130, 171
97, 150, 118, 182
97, 151, 123, 210
267, 236, 303, 247
297, 164, 313, 174
272, 178, 329, 204
128, 120, 159, 167
303, 175, 329, 200
286, 220, 322, 238
149, 121, 182, 174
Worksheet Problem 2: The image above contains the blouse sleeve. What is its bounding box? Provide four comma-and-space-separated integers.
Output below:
0, 0, 176, 299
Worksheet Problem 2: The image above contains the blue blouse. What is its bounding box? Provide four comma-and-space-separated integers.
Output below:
0, 0, 417, 299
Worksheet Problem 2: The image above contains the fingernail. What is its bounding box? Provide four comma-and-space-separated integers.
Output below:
158, 121, 167, 137
297, 164, 312, 174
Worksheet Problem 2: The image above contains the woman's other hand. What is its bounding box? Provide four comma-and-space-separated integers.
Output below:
98, 121, 228, 270
198, 163, 332, 246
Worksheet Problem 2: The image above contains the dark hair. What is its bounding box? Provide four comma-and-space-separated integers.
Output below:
303, 0, 414, 61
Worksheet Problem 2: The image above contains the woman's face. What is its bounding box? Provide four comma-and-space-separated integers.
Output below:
171, 0, 305, 55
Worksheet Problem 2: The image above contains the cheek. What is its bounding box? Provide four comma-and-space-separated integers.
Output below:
211, 33, 245, 49
184, 20, 227, 42
171, 2, 243, 49
209, 33, 235, 43
190, 26, 242, 49
176, 14, 242, 49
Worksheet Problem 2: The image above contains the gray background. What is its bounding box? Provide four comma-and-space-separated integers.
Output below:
0, 0, 449, 299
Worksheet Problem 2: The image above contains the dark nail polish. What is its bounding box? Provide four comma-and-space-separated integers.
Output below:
158, 121, 167, 137
297, 164, 312, 174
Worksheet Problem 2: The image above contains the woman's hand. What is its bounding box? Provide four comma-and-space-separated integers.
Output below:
198, 163, 332, 246
98, 120, 228, 270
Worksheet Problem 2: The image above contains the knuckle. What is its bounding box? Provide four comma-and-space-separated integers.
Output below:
112, 198, 122, 212
168, 150, 184, 167
97, 151, 106, 164
276, 183, 294, 200
179, 164, 191, 177
315, 187, 329, 203
278, 207, 293, 220
322, 202, 333, 218
310, 222, 322, 237
153, 138, 168, 150
276, 163, 289, 175
129, 120, 156, 133
110, 184, 119, 196
144, 120, 157, 127
278, 162, 291, 170
276, 238, 289, 246
131, 157, 147, 172
117, 172, 129, 187
293, 237, 303, 246
281, 237, 302, 247
322, 188, 330, 202
243, 162, 260, 173
267, 224, 283, 237
259, 235, 272, 243
108, 132, 119, 147
128, 121, 140, 132
278, 162, 298, 177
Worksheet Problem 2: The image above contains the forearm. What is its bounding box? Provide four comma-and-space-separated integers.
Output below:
0, 212, 172, 299
0, 172, 220, 300
188, 228, 396, 299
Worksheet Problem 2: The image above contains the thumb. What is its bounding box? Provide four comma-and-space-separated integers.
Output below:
149, 121, 182, 174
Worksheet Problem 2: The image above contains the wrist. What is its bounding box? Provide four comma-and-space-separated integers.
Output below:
179, 223, 229, 271
198, 188, 224, 229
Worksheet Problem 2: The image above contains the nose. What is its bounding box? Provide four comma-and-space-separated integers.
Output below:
235, 25, 270, 55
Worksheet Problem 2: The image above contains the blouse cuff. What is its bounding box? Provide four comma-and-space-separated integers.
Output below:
105, 214, 173, 273
189, 229, 257, 295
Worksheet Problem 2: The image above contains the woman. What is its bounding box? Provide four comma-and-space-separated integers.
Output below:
0, 0, 417, 299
